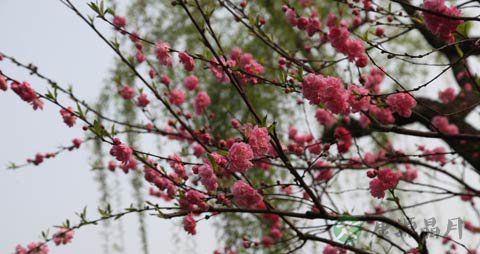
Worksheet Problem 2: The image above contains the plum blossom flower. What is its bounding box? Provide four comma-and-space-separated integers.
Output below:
184, 75, 199, 91
228, 142, 254, 173
423, 0, 463, 43
53, 228, 74, 246
386, 93, 416, 118
194, 91, 211, 114
118, 85, 135, 100
178, 52, 195, 72
248, 126, 270, 156
183, 213, 197, 235
168, 89, 185, 106
136, 93, 150, 107
231, 180, 262, 208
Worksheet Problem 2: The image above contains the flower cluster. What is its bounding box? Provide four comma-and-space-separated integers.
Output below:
118, 85, 135, 100
227, 142, 254, 173
155, 40, 172, 67
386, 93, 417, 118
231, 180, 262, 208
431, 116, 459, 134
109, 138, 133, 164
315, 108, 336, 127
178, 52, 195, 72
168, 154, 187, 180
282, 6, 322, 37
302, 74, 349, 115
14, 243, 49, 254
136, 93, 150, 107
184, 75, 199, 91
52, 228, 74, 246
423, 0, 463, 43
194, 91, 211, 114
369, 168, 400, 199
183, 213, 197, 235
328, 24, 368, 67
247, 126, 270, 156
334, 127, 352, 153
192, 163, 218, 192
438, 87, 456, 103
11, 81, 44, 110
59, 107, 77, 127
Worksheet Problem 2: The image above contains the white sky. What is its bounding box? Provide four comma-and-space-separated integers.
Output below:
0, 0, 215, 253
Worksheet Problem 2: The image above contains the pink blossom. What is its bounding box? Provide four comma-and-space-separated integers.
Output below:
26, 242, 49, 254
108, 160, 116, 172
113, 16, 126, 28
0, 75, 8, 91
401, 165, 418, 182
377, 168, 400, 189
248, 126, 270, 156
364, 68, 385, 94
369, 105, 395, 124
72, 138, 82, 149
13, 245, 27, 254
270, 227, 282, 240
306, 17, 322, 36
118, 85, 135, 100
228, 142, 254, 173
11, 81, 43, 110
369, 168, 400, 199
120, 158, 137, 173
178, 52, 196, 72
169, 154, 187, 180
237, 53, 264, 85
308, 143, 322, 154
32, 153, 45, 165
439, 87, 456, 103
60, 107, 77, 127
423, 0, 463, 43
369, 178, 387, 198
208, 58, 230, 83
193, 144, 205, 157
285, 7, 297, 26
375, 27, 385, 37
168, 89, 185, 106
424, 146, 447, 164
183, 213, 197, 235
301, 74, 349, 114
136, 93, 150, 107
194, 91, 211, 114
328, 26, 368, 67
155, 41, 172, 67
231, 180, 262, 208
231, 119, 241, 129
431, 116, 459, 134
195, 163, 218, 191
230, 47, 242, 60
316, 168, 333, 182
135, 50, 145, 63
386, 93, 416, 118
160, 74, 171, 85
110, 140, 133, 163
184, 75, 199, 90
315, 109, 336, 127
323, 245, 340, 254
148, 68, 156, 79
348, 85, 370, 113
53, 228, 74, 246
334, 127, 352, 153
